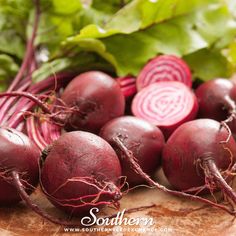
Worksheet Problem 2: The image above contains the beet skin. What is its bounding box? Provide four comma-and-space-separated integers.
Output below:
41, 131, 122, 215
100, 116, 165, 185
0, 127, 40, 205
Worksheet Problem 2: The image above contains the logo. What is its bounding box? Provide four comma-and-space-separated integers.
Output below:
81, 207, 154, 227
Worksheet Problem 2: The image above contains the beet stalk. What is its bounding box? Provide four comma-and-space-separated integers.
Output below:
0, 0, 41, 122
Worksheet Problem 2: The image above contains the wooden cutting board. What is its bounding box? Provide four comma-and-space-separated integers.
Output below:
1, 170, 236, 236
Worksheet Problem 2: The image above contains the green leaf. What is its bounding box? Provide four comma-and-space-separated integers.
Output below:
32, 58, 72, 83
52, 0, 82, 15
91, 0, 132, 15
0, 32, 25, 58
71, 0, 213, 40
103, 17, 207, 76
32, 53, 112, 83
195, 4, 236, 48
0, 54, 19, 91
184, 49, 229, 80
65, 1, 236, 80
67, 13, 208, 76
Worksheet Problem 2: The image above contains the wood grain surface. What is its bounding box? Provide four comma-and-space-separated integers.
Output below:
1, 170, 236, 236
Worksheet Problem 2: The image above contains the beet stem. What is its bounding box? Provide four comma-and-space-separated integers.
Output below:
26, 116, 49, 150
0, 92, 65, 124
0, 81, 31, 125
8, 0, 40, 92
113, 136, 236, 215
0, 0, 41, 114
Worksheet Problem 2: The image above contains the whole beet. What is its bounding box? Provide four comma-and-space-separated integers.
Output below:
61, 71, 125, 133
195, 78, 236, 136
40, 131, 122, 216
162, 119, 236, 198
100, 116, 165, 185
0, 127, 39, 205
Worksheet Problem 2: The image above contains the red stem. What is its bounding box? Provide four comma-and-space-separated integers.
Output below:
40, 120, 61, 143
7, 0, 40, 92
26, 116, 48, 150
0, 91, 65, 124
5, 72, 73, 128
0, 81, 31, 124
0, 0, 40, 122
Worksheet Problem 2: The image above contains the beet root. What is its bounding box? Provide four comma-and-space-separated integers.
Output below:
112, 121, 236, 215
162, 119, 236, 203
40, 131, 122, 216
0, 127, 40, 205
100, 116, 165, 186
61, 71, 125, 133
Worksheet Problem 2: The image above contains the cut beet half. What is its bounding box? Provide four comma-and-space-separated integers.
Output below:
136, 55, 192, 90
131, 81, 198, 138
117, 76, 137, 98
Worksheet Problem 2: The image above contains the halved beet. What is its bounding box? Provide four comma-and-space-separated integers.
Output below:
131, 81, 198, 138
136, 55, 192, 90
117, 76, 137, 98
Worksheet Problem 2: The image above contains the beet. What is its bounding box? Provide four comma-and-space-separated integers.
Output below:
100, 116, 165, 185
195, 78, 236, 136
61, 71, 125, 133
0, 71, 125, 139
40, 131, 122, 216
162, 119, 236, 201
112, 119, 236, 215
0, 127, 39, 205
132, 81, 198, 138
136, 55, 192, 91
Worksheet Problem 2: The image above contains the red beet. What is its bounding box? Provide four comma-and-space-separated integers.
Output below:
100, 116, 165, 185
0, 71, 125, 138
117, 76, 137, 98
136, 55, 192, 91
132, 81, 198, 138
162, 119, 236, 202
0, 127, 39, 205
40, 131, 122, 216
195, 78, 236, 136
113, 123, 236, 215
61, 71, 125, 133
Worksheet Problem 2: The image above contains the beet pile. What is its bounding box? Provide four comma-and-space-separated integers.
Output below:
1, 1, 236, 227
